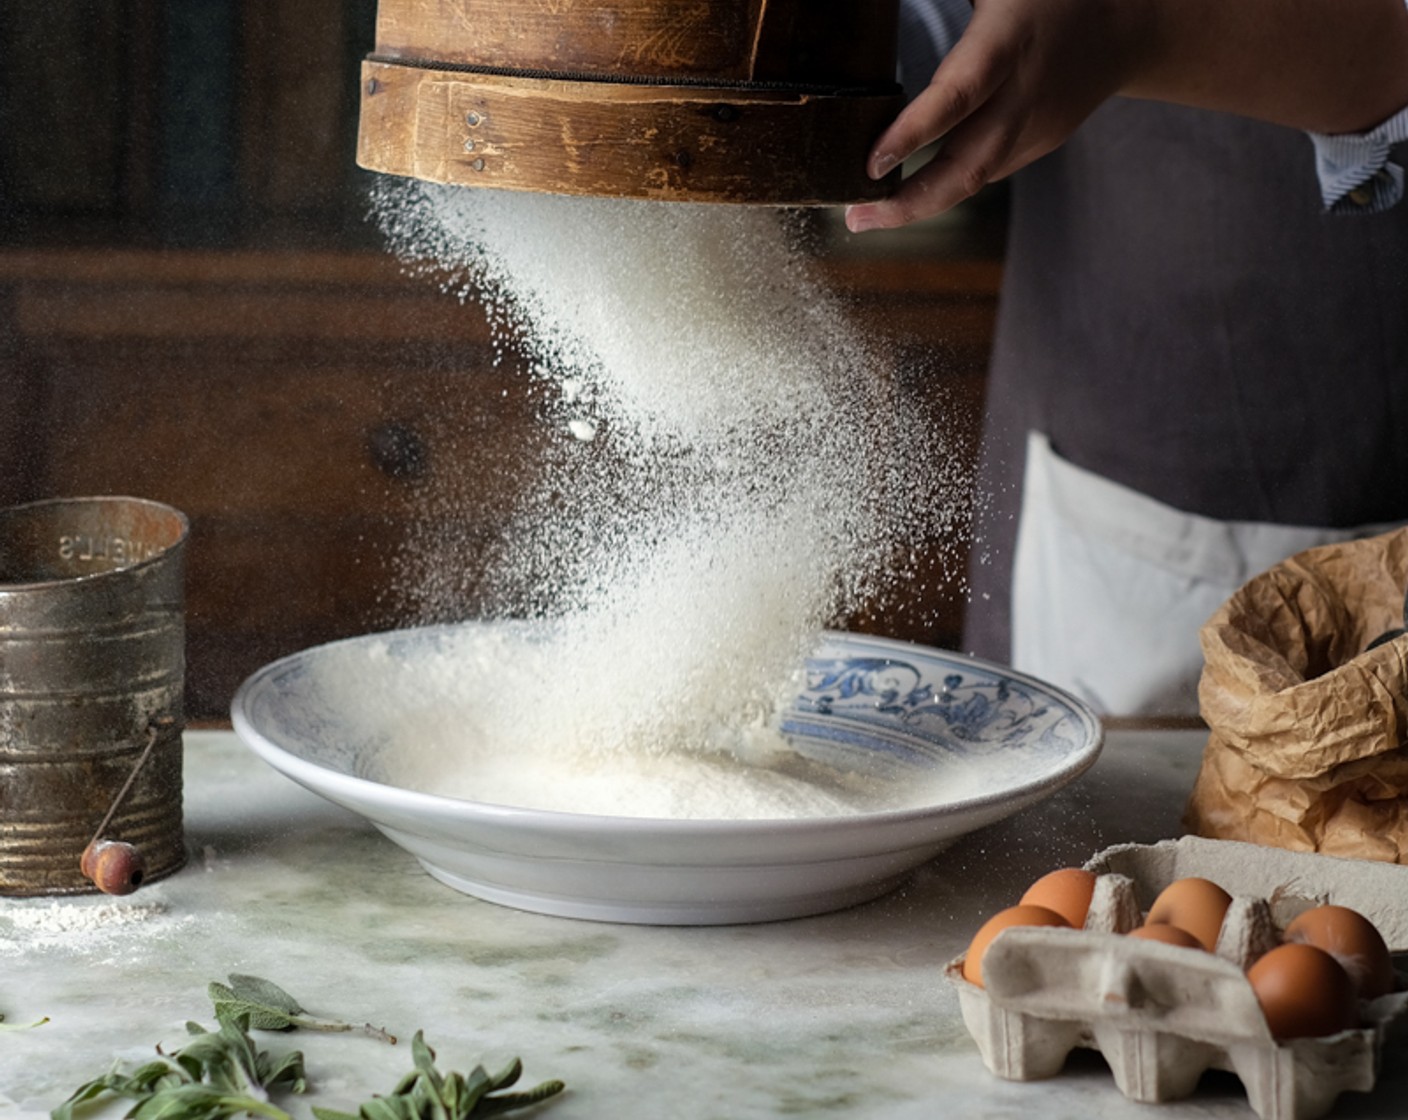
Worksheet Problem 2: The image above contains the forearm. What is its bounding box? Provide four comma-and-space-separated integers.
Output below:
1127, 0, 1408, 134
848, 0, 1408, 230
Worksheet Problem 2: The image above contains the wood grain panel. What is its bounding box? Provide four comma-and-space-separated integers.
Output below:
15, 287, 491, 345
0, 5, 129, 214
36, 353, 546, 520
0, 249, 432, 289
240, 0, 354, 215
0, 291, 44, 508
183, 512, 402, 716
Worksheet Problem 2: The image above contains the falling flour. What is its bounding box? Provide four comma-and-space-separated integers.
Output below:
369, 183, 959, 819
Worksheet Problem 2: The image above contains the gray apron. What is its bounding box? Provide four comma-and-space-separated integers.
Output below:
964, 98, 1408, 706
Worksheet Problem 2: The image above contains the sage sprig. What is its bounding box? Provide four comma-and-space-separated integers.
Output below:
52, 1010, 307, 1120
52, 978, 564, 1120
311, 1031, 565, 1120
209, 975, 396, 1045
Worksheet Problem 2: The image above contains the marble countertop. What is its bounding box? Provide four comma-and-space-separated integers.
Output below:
2, 728, 1404, 1119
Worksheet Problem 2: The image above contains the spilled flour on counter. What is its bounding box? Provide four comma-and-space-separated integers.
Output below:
0, 897, 197, 959
369, 184, 961, 818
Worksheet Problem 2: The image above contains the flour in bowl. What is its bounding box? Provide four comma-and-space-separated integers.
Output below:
386, 722, 889, 820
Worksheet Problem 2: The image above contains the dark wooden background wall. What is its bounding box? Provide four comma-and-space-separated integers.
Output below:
0, 2, 1003, 721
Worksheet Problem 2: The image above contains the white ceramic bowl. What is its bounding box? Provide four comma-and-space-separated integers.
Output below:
231, 625, 1102, 925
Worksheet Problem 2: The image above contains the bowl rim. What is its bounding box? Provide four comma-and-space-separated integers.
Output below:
230, 623, 1104, 837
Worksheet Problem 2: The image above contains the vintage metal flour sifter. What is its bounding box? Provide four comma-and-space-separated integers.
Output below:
0, 497, 188, 896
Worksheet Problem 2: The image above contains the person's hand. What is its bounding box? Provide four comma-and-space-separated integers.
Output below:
844, 0, 1408, 232
846, 0, 1156, 232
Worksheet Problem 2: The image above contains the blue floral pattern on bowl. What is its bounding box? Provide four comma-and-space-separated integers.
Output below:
785, 633, 1095, 766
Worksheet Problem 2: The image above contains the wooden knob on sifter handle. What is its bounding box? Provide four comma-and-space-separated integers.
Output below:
80, 839, 147, 895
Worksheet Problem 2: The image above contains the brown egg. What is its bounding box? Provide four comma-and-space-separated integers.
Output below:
962, 905, 1071, 988
1146, 877, 1233, 952
1284, 905, 1395, 1000
1247, 943, 1359, 1040
1020, 868, 1098, 929
1127, 923, 1206, 950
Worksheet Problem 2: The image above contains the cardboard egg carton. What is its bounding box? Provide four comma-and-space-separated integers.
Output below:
946, 837, 1408, 1120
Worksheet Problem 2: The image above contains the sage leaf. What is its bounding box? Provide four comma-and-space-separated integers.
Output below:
227, 975, 304, 1015
209, 976, 396, 1045
316, 1032, 564, 1120
208, 983, 301, 1033
52, 1011, 305, 1120
360, 1099, 407, 1120
52, 1074, 120, 1120
54, 980, 559, 1120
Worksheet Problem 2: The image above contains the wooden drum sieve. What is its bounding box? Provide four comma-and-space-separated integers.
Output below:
357, 0, 904, 205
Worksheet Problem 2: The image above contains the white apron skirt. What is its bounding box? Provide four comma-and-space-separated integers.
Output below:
1009, 431, 1400, 717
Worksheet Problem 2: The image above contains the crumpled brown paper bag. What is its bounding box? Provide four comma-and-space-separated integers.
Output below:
1185, 527, 1408, 863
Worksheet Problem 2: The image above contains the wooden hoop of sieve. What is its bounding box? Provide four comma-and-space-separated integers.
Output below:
358, 61, 903, 205
357, 0, 903, 204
